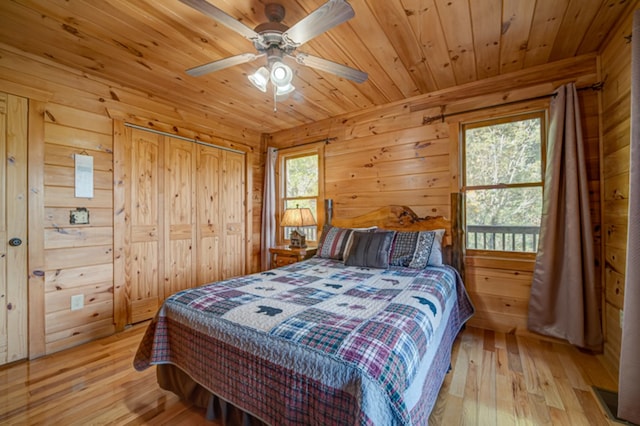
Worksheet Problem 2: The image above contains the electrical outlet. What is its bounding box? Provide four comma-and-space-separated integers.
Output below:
620, 309, 624, 328
71, 294, 84, 311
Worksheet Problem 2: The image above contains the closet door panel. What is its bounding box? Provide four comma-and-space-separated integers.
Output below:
128, 128, 162, 324
222, 151, 246, 279
196, 146, 221, 285
165, 137, 196, 297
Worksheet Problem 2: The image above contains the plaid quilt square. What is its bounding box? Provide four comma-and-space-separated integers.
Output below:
329, 270, 374, 283
202, 298, 243, 316
272, 272, 323, 286
273, 287, 334, 306
344, 285, 401, 301
221, 275, 265, 288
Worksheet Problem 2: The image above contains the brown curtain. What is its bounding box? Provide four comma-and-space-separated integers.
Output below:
527, 83, 603, 351
618, 10, 640, 424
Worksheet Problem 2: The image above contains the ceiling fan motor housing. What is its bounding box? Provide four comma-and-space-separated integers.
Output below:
264, 3, 285, 23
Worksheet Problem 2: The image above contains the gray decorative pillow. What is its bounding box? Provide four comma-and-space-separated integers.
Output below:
388, 229, 445, 268
345, 231, 396, 269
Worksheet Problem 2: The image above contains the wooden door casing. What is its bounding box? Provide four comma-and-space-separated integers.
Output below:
0, 92, 28, 365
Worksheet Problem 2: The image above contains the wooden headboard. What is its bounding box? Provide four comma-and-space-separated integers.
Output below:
331, 205, 452, 247
330, 202, 464, 279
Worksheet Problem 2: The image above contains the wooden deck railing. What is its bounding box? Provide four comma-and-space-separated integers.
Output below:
466, 225, 540, 252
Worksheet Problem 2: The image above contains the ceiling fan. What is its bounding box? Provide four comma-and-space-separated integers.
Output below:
179, 0, 368, 96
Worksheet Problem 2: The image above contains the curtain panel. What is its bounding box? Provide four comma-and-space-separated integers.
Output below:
260, 147, 278, 270
528, 83, 603, 351
618, 10, 640, 424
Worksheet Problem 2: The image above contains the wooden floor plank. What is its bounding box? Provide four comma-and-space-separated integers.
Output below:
0, 324, 619, 425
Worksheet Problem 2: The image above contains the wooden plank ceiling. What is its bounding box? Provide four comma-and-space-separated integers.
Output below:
0, 0, 631, 134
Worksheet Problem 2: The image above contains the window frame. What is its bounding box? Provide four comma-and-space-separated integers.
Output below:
276, 143, 325, 246
461, 110, 547, 256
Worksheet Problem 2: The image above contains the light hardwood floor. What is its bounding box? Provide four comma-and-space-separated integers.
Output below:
0, 323, 619, 425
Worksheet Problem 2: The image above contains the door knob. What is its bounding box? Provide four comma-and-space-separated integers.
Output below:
8, 238, 22, 247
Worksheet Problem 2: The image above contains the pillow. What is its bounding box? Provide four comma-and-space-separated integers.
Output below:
343, 226, 378, 259
345, 231, 396, 269
388, 229, 445, 268
317, 225, 377, 260
317, 225, 354, 260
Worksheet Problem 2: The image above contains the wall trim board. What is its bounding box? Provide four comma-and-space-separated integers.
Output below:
27, 99, 46, 359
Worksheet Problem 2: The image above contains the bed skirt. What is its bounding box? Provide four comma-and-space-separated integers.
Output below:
157, 363, 267, 425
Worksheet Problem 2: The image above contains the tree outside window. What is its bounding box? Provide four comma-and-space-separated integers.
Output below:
278, 146, 323, 244
463, 112, 545, 252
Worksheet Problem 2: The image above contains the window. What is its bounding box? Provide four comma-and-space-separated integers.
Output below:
463, 112, 545, 253
277, 145, 324, 244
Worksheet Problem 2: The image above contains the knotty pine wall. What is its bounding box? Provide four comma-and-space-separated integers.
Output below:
599, 8, 634, 377
270, 54, 602, 338
0, 43, 263, 357
42, 105, 115, 354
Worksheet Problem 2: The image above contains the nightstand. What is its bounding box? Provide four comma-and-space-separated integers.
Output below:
269, 245, 317, 269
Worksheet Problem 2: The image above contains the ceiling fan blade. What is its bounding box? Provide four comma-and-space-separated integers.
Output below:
186, 53, 262, 77
179, 0, 261, 42
292, 52, 368, 83
283, 0, 354, 46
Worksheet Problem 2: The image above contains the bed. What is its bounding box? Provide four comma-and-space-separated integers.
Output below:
134, 205, 474, 425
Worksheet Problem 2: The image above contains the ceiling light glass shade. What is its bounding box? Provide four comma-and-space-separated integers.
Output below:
248, 66, 269, 92
275, 83, 295, 96
270, 62, 293, 87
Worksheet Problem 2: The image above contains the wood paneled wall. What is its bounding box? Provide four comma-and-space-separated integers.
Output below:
0, 44, 263, 358
270, 54, 601, 336
41, 104, 115, 353
599, 7, 635, 376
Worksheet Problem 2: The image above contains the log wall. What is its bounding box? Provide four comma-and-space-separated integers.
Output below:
599, 7, 635, 376
0, 43, 262, 357
270, 54, 602, 336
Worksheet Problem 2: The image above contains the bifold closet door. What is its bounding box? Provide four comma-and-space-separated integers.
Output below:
123, 127, 246, 324
221, 150, 246, 279
164, 137, 197, 297
127, 127, 163, 324
195, 147, 246, 284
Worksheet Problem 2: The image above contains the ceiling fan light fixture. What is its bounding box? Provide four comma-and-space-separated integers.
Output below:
275, 82, 295, 96
270, 61, 293, 87
248, 66, 270, 92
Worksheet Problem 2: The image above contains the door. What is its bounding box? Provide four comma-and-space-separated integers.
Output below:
121, 126, 247, 324
0, 92, 28, 365
127, 127, 163, 324
164, 136, 196, 297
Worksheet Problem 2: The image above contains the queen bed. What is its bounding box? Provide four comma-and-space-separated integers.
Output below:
134, 205, 474, 425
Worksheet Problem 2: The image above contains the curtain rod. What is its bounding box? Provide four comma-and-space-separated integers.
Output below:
422, 81, 605, 125
124, 122, 245, 154
272, 136, 337, 151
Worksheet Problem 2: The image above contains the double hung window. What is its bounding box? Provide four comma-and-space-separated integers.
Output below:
463, 112, 545, 253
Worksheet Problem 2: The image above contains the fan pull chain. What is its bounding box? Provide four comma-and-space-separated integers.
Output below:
273, 86, 278, 112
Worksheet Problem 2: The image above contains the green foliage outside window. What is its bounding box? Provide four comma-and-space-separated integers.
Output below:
464, 114, 544, 252
285, 154, 318, 219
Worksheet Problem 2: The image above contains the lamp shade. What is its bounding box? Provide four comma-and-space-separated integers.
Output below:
280, 207, 316, 228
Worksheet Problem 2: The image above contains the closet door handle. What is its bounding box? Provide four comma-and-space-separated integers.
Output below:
8, 238, 22, 247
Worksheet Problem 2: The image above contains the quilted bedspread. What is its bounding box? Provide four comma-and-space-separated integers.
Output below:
134, 257, 474, 425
